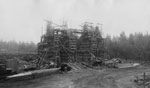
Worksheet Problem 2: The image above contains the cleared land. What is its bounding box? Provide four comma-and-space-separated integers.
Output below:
0, 65, 149, 88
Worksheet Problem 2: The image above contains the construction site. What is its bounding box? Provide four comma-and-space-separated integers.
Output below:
0, 21, 150, 88
37, 21, 104, 67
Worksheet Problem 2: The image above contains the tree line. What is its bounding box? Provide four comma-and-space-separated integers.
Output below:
0, 40, 37, 54
1, 32, 150, 61
105, 32, 150, 61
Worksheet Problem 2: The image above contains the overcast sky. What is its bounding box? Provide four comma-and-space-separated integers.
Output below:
0, 0, 150, 43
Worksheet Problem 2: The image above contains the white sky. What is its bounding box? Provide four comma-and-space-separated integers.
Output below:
0, 0, 150, 43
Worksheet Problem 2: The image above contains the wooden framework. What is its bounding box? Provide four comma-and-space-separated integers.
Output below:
37, 22, 104, 65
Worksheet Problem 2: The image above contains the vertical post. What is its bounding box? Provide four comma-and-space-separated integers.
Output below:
143, 72, 146, 88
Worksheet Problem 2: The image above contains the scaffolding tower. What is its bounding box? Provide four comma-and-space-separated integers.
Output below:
37, 21, 105, 65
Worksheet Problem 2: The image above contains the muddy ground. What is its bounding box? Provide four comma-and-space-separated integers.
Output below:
0, 65, 149, 88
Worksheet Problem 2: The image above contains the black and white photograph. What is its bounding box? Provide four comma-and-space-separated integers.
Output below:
0, 0, 150, 88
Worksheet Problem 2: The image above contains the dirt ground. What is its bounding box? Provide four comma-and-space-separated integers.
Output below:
0, 65, 150, 88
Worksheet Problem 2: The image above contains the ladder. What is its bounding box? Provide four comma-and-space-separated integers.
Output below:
54, 31, 60, 66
